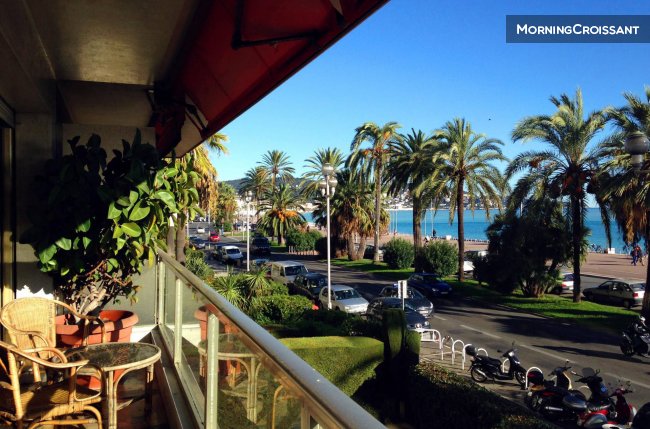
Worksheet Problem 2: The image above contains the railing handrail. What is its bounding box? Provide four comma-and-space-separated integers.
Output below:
156, 250, 384, 429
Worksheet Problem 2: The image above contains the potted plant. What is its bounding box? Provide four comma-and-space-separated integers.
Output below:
21, 131, 201, 346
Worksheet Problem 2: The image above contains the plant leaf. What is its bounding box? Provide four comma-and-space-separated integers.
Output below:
122, 222, 142, 237
129, 202, 151, 221
154, 190, 176, 208
55, 237, 72, 250
129, 190, 138, 205
39, 244, 57, 263
108, 202, 121, 219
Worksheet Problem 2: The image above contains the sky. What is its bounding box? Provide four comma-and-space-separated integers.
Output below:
212, 0, 650, 187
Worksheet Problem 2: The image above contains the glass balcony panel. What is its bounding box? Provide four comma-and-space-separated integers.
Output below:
164, 269, 176, 333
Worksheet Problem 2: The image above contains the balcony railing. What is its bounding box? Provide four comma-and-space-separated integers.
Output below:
152, 250, 384, 428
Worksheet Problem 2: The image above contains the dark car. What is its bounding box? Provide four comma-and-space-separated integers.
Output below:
209, 244, 224, 260
379, 285, 434, 317
407, 273, 453, 299
188, 236, 206, 249
366, 297, 431, 331
290, 272, 327, 301
251, 236, 271, 255
583, 279, 645, 309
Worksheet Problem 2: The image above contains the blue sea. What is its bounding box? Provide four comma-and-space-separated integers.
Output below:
309, 208, 633, 254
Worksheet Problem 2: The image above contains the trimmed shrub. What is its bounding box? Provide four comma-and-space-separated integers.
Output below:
383, 238, 415, 269
250, 294, 312, 325
268, 281, 289, 296
286, 229, 320, 251
382, 309, 405, 363
223, 221, 233, 232
341, 317, 383, 340
418, 241, 457, 276
406, 363, 552, 429
404, 329, 421, 367
280, 336, 384, 396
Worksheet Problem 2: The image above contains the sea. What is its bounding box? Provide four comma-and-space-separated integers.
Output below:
308, 208, 634, 255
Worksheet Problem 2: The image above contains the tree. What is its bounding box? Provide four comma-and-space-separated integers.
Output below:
482, 200, 572, 297
348, 121, 401, 263
387, 129, 442, 270
189, 132, 228, 214
259, 150, 295, 189
301, 147, 345, 199
240, 166, 271, 217
257, 184, 305, 245
430, 118, 507, 281
214, 183, 238, 228
601, 87, 650, 317
509, 89, 605, 302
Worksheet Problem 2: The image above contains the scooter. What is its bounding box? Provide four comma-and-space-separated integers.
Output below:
603, 401, 650, 429
466, 343, 526, 387
525, 360, 584, 416
620, 322, 650, 357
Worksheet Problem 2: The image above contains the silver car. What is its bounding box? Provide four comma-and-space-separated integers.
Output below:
318, 285, 368, 314
583, 279, 645, 309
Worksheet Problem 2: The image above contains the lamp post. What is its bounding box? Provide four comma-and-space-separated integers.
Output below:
245, 190, 253, 272
624, 131, 650, 317
320, 164, 337, 310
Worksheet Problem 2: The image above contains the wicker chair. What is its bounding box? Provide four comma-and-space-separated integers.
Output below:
0, 339, 103, 428
0, 298, 106, 352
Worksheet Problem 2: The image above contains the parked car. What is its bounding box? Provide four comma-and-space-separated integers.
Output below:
196, 226, 206, 234
291, 272, 327, 301
209, 244, 224, 260
583, 279, 645, 309
366, 297, 431, 332
378, 284, 434, 317
251, 236, 271, 255
552, 272, 574, 294
462, 250, 487, 274
269, 261, 308, 285
407, 273, 453, 299
318, 285, 368, 314
188, 236, 206, 249
209, 232, 220, 242
220, 245, 244, 264
363, 245, 384, 261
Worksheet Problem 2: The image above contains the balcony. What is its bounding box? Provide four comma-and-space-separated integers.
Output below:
107, 250, 383, 429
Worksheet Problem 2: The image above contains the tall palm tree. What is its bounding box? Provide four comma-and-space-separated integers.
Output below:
348, 121, 401, 263
601, 87, 650, 316
301, 148, 345, 199
431, 118, 507, 281
509, 89, 606, 302
387, 129, 443, 269
259, 150, 295, 189
191, 132, 229, 214
257, 184, 305, 245
240, 166, 270, 218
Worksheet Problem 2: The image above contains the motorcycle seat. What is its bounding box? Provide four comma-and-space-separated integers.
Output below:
475, 355, 502, 367
587, 402, 611, 412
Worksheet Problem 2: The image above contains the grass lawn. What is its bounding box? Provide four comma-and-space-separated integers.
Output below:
332, 257, 637, 334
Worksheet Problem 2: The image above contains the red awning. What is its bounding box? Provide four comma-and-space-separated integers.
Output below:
165, 0, 387, 153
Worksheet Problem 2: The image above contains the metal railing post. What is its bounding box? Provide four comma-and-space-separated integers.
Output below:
173, 278, 183, 366
205, 313, 219, 428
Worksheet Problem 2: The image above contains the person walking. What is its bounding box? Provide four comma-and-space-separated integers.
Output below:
636, 244, 645, 266
631, 245, 639, 266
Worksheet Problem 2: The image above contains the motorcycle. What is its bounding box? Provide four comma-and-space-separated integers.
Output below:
466, 343, 526, 387
620, 321, 650, 357
525, 360, 584, 415
603, 401, 650, 429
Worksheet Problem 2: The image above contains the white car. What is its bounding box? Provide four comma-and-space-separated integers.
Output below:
318, 285, 368, 314
553, 273, 575, 294
220, 245, 243, 264
196, 227, 206, 234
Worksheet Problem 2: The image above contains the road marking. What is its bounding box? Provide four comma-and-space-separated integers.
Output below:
460, 324, 501, 339
518, 344, 567, 362
433, 315, 446, 321
604, 372, 650, 390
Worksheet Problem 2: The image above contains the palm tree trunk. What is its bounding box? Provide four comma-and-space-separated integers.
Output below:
642, 215, 650, 318
457, 178, 465, 282
413, 196, 423, 271
571, 194, 582, 303
373, 168, 381, 263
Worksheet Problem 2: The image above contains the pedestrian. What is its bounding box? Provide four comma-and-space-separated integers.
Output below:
631, 245, 639, 266
636, 244, 645, 266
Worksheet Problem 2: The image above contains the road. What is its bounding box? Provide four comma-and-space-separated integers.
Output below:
189, 223, 650, 408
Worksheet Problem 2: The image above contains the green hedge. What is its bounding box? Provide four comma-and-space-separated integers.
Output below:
406, 363, 553, 429
383, 238, 415, 269
281, 336, 383, 396
286, 229, 322, 251
417, 241, 457, 276
250, 294, 312, 325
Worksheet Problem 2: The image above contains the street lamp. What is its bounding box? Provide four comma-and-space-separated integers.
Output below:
245, 190, 253, 272
624, 131, 650, 317
320, 163, 337, 310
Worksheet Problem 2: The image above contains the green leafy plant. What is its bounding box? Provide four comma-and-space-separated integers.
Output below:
417, 241, 457, 276
383, 238, 415, 269
20, 131, 194, 315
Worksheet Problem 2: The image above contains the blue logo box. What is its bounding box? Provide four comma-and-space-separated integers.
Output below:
506, 15, 650, 43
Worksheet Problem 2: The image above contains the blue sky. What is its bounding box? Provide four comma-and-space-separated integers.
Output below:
213, 0, 650, 185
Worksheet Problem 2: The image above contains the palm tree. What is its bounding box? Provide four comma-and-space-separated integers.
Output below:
509, 89, 606, 302
257, 184, 305, 245
240, 166, 270, 220
387, 129, 442, 268
191, 132, 229, 214
431, 118, 507, 281
601, 87, 650, 316
301, 148, 345, 199
259, 150, 295, 189
348, 121, 401, 263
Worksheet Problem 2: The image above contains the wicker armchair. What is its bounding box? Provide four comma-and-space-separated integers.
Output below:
0, 298, 106, 353
0, 339, 103, 428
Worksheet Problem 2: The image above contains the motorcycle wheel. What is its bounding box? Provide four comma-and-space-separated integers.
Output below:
470, 366, 488, 383
620, 339, 635, 357
515, 370, 526, 387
